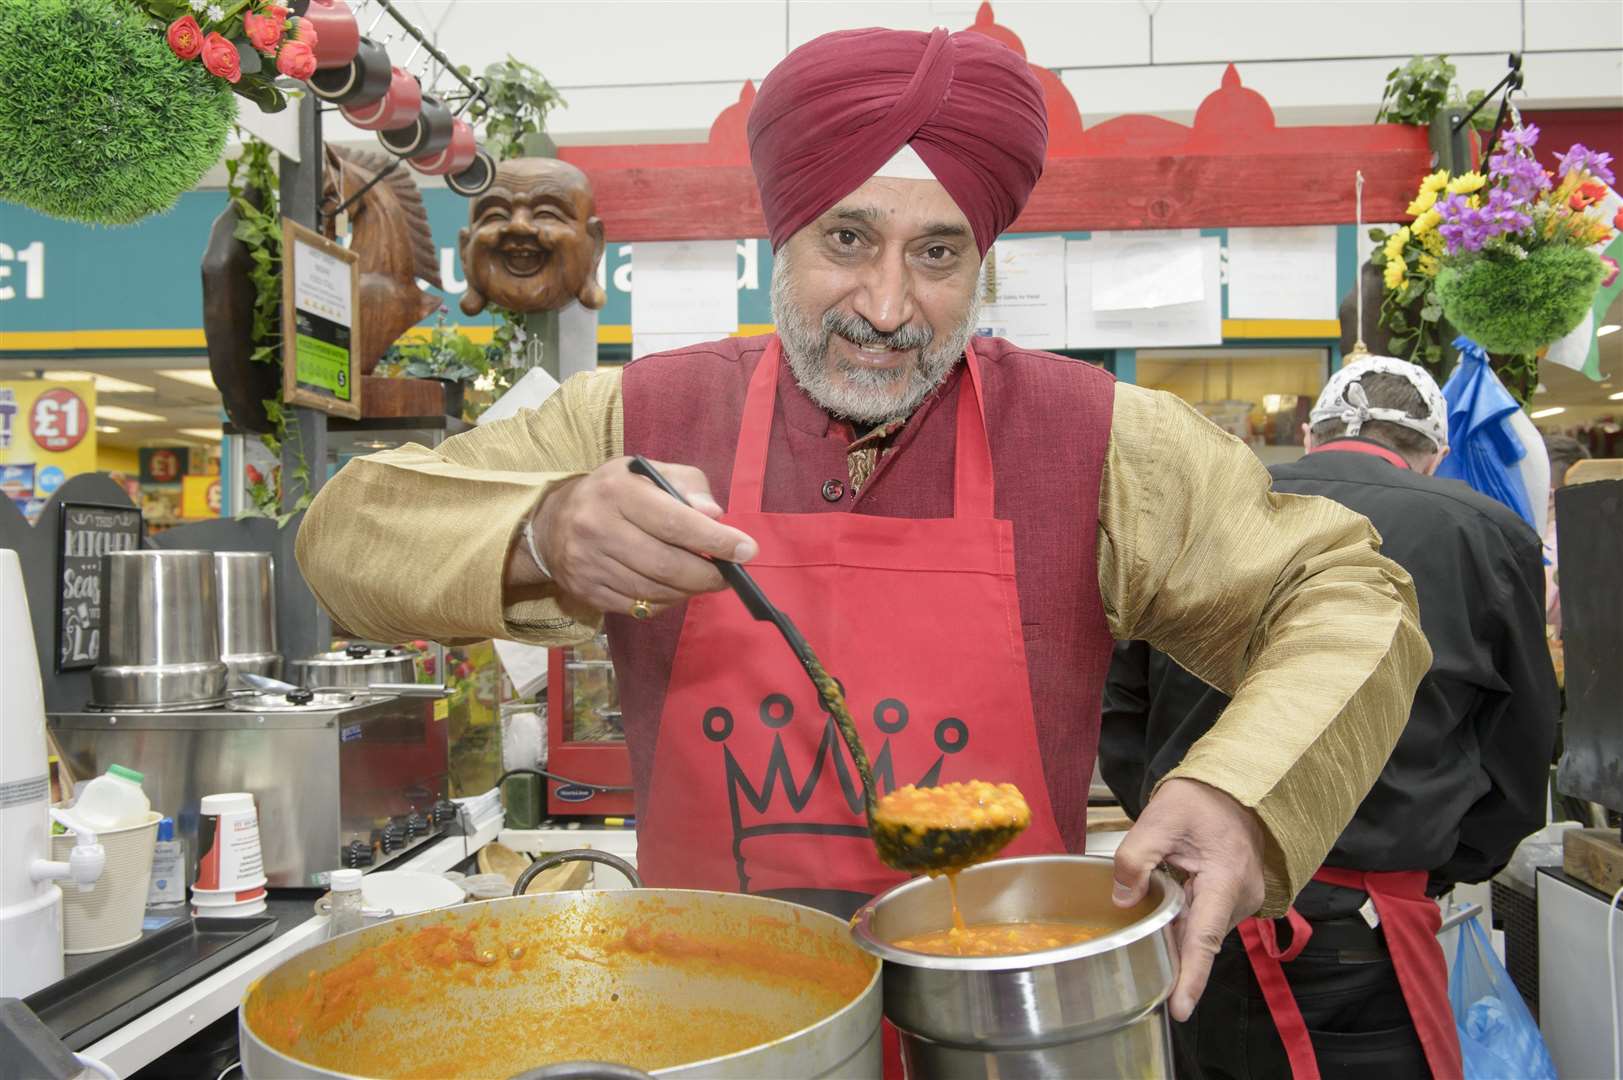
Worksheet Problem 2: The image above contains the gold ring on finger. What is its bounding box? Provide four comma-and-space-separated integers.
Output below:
630, 599, 653, 621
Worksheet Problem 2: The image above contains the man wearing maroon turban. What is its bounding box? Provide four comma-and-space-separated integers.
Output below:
300, 25, 1430, 1040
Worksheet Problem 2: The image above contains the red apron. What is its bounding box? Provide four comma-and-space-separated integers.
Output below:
635, 337, 1065, 898
1238, 865, 1464, 1080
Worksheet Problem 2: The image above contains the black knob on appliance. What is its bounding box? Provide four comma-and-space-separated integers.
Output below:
342, 840, 374, 867
431, 799, 458, 828
345, 643, 371, 659
380, 823, 405, 853
405, 811, 427, 840
287, 688, 315, 705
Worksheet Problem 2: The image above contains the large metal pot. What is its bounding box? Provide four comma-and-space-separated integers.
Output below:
215, 552, 279, 685
287, 644, 416, 690
850, 854, 1182, 1078
91, 550, 228, 710
240, 883, 882, 1079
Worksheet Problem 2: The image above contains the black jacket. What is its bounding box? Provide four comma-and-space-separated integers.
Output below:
1099, 440, 1559, 917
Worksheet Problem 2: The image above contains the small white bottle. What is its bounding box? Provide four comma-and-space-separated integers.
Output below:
328, 869, 365, 938
147, 816, 186, 907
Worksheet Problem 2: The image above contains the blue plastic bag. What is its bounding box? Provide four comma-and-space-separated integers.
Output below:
1435, 337, 1537, 530
1449, 914, 1557, 1079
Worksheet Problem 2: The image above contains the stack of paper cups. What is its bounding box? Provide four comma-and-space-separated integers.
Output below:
192, 793, 267, 917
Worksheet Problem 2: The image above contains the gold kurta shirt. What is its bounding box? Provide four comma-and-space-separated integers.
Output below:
296, 367, 1430, 916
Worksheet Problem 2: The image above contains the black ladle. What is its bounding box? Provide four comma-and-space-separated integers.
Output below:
627, 457, 1025, 874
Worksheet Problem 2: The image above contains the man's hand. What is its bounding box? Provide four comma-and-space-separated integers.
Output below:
524, 457, 758, 618
1112, 777, 1267, 1022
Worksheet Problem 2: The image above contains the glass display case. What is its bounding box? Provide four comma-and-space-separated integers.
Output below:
545, 632, 634, 816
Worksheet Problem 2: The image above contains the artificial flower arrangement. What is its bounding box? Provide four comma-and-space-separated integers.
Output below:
1372, 125, 1617, 366
140, 0, 318, 112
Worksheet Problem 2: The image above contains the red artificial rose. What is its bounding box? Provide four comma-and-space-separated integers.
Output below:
294, 17, 317, 47
1580, 181, 1607, 203
1613, 207, 1623, 230
167, 14, 203, 60
269, 4, 290, 23
243, 9, 283, 54
276, 39, 317, 80
200, 32, 241, 82
245, 465, 264, 486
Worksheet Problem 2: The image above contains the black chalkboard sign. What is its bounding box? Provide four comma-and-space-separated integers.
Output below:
56, 502, 143, 671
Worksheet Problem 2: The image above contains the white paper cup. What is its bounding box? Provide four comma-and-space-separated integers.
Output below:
195, 792, 264, 892
193, 896, 267, 918
190, 884, 268, 906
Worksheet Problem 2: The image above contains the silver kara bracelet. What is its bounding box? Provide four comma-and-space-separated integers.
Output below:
520, 515, 552, 581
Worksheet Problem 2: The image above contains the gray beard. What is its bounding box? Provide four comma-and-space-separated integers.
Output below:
771, 267, 981, 427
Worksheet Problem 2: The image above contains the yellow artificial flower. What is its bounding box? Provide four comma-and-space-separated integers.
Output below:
1468, 194, 1481, 209
1421, 170, 1450, 194
1384, 259, 1406, 290
1447, 171, 1486, 195
1411, 207, 1442, 235
1382, 226, 1412, 262
1419, 254, 1440, 277
1422, 230, 1446, 256
1407, 188, 1439, 216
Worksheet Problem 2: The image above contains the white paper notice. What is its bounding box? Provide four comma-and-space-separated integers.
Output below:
1067, 236, 1222, 349
975, 235, 1067, 348
292, 238, 352, 326
630, 240, 739, 334
1090, 231, 1206, 311
632, 331, 725, 361
1226, 226, 1338, 321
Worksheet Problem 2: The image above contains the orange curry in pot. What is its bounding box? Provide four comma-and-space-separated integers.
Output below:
244, 898, 874, 1078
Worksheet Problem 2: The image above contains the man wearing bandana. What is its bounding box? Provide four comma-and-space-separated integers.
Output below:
299, 27, 1431, 1029
1102, 357, 1557, 1078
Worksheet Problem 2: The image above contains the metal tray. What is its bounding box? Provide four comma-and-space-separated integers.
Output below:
23, 914, 277, 1050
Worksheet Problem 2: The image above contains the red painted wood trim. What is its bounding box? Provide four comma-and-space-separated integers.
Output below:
557, 3, 1434, 240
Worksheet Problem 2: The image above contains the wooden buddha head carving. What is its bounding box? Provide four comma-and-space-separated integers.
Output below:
459, 157, 607, 316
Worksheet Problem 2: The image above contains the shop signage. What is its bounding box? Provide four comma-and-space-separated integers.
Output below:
281, 219, 362, 419
139, 447, 190, 484
56, 501, 143, 672
181, 474, 222, 519
0, 380, 97, 509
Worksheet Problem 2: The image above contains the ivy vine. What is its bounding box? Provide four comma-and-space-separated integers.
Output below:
1375, 56, 1493, 131
226, 133, 312, 526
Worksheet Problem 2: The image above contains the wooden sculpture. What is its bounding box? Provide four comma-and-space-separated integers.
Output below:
201, 184, 282, 434
458, 157, 606, 316
320, 144, 443, 374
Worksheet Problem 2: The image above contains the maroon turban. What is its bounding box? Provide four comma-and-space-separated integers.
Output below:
747, 26, 1048, 256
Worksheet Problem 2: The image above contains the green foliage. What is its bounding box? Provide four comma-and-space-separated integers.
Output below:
466, 56, 566, 161
1367, 228, 1450, 379
225, 135, 309, 525
1376, 56, 1493, 132
0, 0, 237, 224
1436, 245, 1605, 356
384, 312, 492, 385
129, 0, 288, 112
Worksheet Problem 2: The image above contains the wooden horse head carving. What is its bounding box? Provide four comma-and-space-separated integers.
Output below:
321, 145, 443, 374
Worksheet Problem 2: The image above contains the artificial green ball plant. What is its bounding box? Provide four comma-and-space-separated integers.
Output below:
0, 0, 235, 225
1435, 245, 1605, 358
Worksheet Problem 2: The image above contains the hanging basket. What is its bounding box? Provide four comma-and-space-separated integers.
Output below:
1435, 245, 1605, 357
0, 0, 236, 225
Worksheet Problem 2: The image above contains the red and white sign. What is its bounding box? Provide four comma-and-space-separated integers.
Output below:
29, 387, 88, 453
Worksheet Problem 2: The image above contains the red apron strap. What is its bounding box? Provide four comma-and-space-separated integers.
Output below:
728, 337, 782, 513
954, 343, 995, 521
728, 339, 998, 519
1239, 911, 1321, 1080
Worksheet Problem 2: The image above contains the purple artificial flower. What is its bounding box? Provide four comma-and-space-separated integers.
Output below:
1489, 148, 1552, 202
1554, 143, 1616, 186
1436, 191, 1527, 254
1482, 187, 1532, 233
1498, 124, 1539, 152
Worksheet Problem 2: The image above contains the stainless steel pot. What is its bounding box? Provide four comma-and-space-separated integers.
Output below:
215, 552, 280, 685
850, 854, 1182, 1078
91, 550, 228, 710
287, 644, 416, 690
239, 885, 882, 1079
